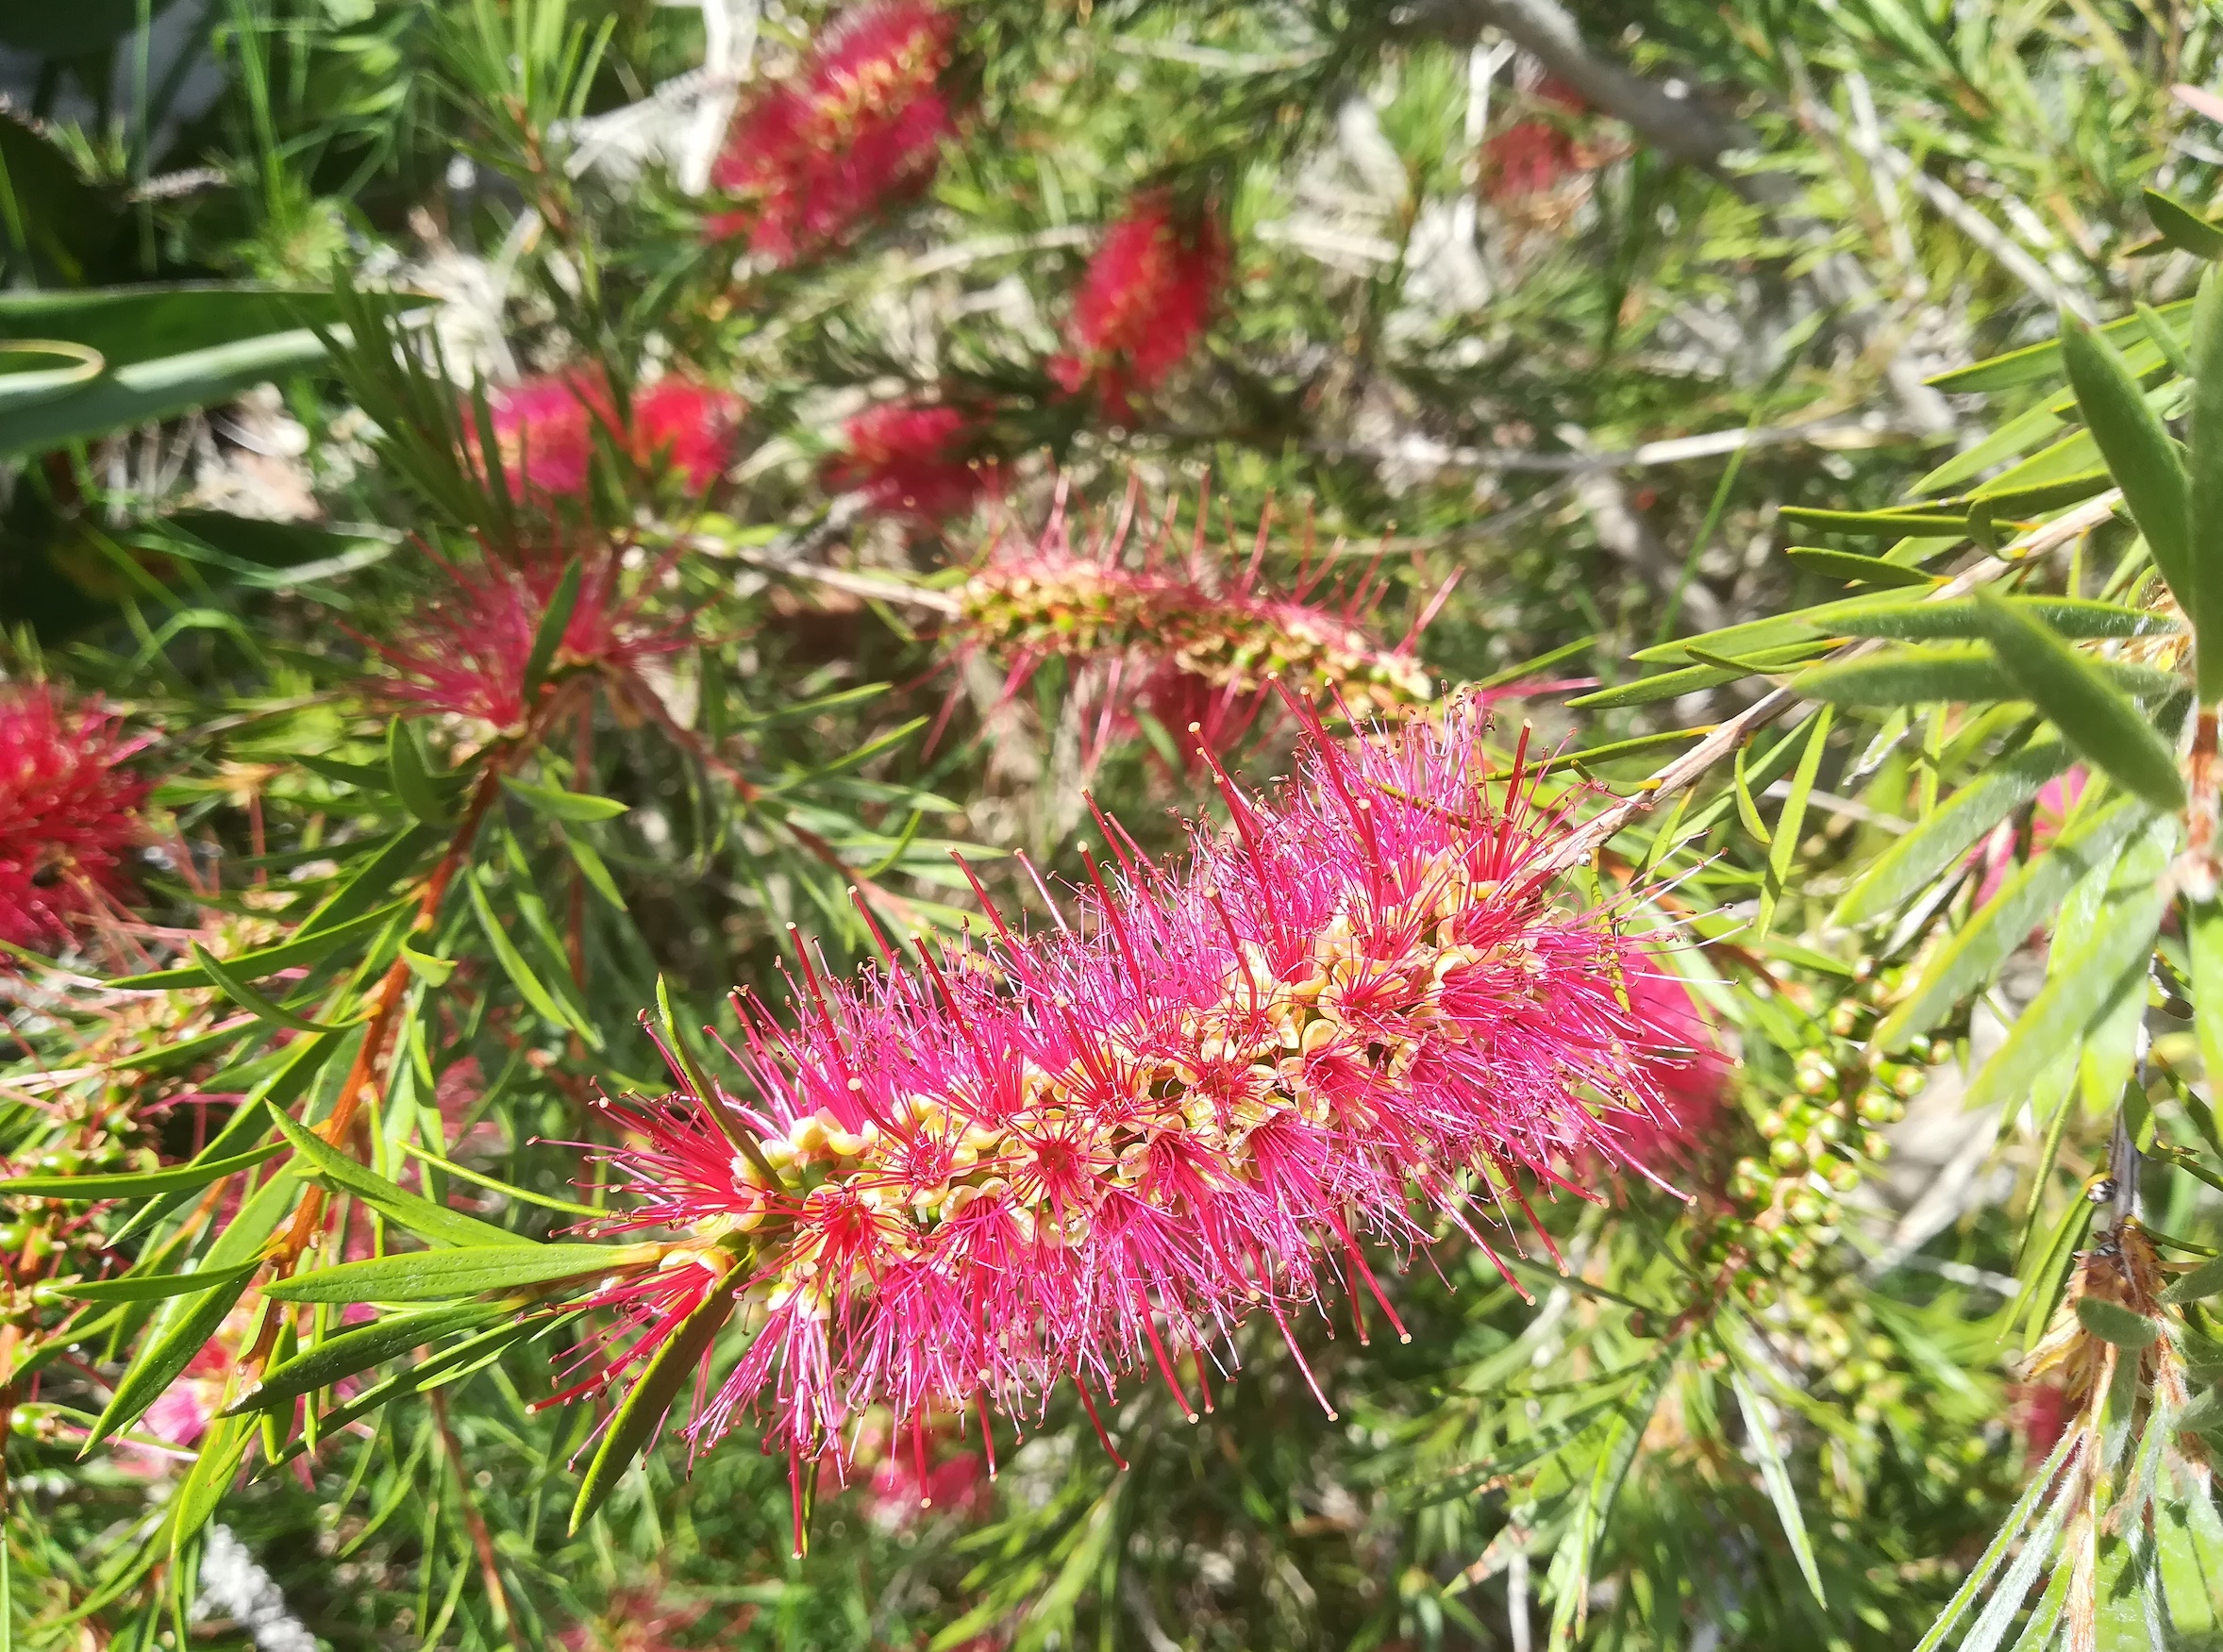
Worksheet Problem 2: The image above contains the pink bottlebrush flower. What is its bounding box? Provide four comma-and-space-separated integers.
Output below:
1611, 959, 1729, 1168
560, 696, 1681, 1551
360, 548, 690, 734
557, 1587, 714, 1652
951, 481, 1446, 764
488, 370, 743, 500
1480, 78, 1595, 203
1051, 193, 1228, 414
825, 400, 1000, 523
490, 371, 602, 499
1969, 765, 2088, 910
0, 684, 150, 965
632, 377, 745, 492
856, 1411, 991, 1525
706, 2, 956, 265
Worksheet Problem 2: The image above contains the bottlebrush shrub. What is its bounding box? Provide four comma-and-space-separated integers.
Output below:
951, 485, 1444, 759
824, 399, 1000, 523
706, 1, 956, 265
359, 546, 690, 736
1050, 192, 1228, 414
0, 683, 150, 963
558, 695, 1688, 1546
489, 371, 742, 499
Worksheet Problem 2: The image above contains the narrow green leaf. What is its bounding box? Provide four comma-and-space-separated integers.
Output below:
1778, 507, 1969, 539
520, 559, 585, 699
467, 873, 599, 1045
1974, 594, 2187, 809
2146, 188, 2223, 260
169, 1413, 258, 1566
1969, 469, 2114, 515
230, 1302, 505, 1412
105, 900, 410, 991
1962, 818, 2171, 1116
1825, 598, 2180, 642
270, 1108, 526, 1249
2076, 1297, 2160, 1347
1925, 302, 2188, 394
1832, 741, 2072, 926
499, 774, 628, 821
393, 1139, 606, 1217
2, 1143, 282, 1201
399, 941, 456, 985
51, 1260, 261, 1303
2058, 312, 2195, 607
2138, 301, 2198, 382
264, 1242, 641, 1303
386, 718, 451, 827
569, 1275, 736, 1533
1874, 795, 2139, 1049
85, 1171, 295, 1448
1784, 547, 1939, 588
560, 829, 627, 910
2187, 266, 2223, 701
1759, 707, 1831, 936
1797, 644, 2014, 707
2163, 1250, 2223, 1303
188, 943, 358, 1035
259, 1315, 567, 1473
1730, 1368, 1827, 1606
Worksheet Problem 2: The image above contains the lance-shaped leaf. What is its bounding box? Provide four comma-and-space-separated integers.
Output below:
83, 1170, 296, 1449
498, 775, 629, 821
1730, 1367, 1827, 1607
468, 872, 600, 1045
520, 559, 585, 699
1783, 547, 1938, 588
387, 717, 451, 827
570, 1274, 737, 1533
1759, 707, 1831, 936
1973, 594, 2187, 810
2075, 1298, 2160, 1348
259, 1314, 569, 1473
1958, 819, 2171, 1117
270, 1108, 526, 1250
2, 1143, 283, 1201
229, 1301, 508, 1412
106, 900, 410, 991
2058, 312, 2195, 609
1825, 598, 2179, 643
2147, 188, 2223, 261
1798, 642, 2180, 709
1832, 740, 2072, 926
2190, 267, 2223, 701
52, 1260, 262, 1303
2162, 1251, 2223, 1304
190, 942, 360, 1036
1874, 795, 2139, 1049
264, 1242, 645, 1303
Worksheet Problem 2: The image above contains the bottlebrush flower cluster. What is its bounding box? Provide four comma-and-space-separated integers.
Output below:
952, 485, 1443, 760
362, 548, 688, 734
1480, 79, 1596, 203
1051, 192, 1228, 414
823, 400, 1000, 524
489, 370, 742, 500
706, 1, 956, 264
0, 683, 149, 963
569, 697, 1687, 1534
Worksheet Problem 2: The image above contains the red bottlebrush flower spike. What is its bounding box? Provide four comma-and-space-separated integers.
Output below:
825, 400, 1001, 524
706, 2, 956, 265
1612, 958, 1730, 1168
1051, 192, 1228, 414
560, 696, 1685, 1544
1480, 77, 1596, 203
0, 684, 149, 965
489, 370, 742, 500
952, 480, 1446, 764
361, 548, 690, 734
